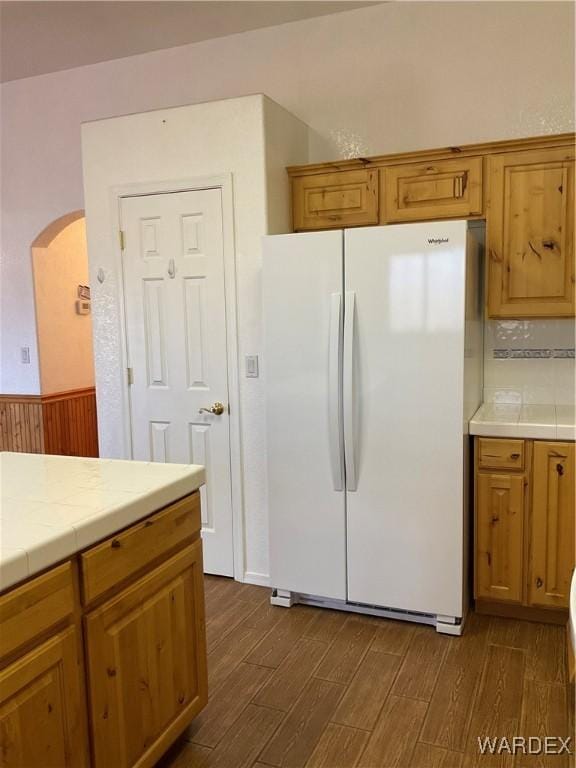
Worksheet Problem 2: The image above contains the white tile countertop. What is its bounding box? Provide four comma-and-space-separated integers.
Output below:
0, 452, 205, 592
469, 403, 576, 440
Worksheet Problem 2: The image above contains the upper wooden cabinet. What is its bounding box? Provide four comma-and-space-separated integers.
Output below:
292, 169, 378, 230
529, 441, 575, 609
288, 134, 575, 318
381, 157, 483, 223
487, 147, 575, 317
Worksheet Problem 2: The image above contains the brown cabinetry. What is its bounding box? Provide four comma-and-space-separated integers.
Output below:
288, 134, 575, 318
381, 157, 483, 222
529, 442, 575, 608
474, 437, 575, 620
0, 491, 206, 768
0, 563, 88, 768
487, 147, 575, 317
0, 628, 87, 768
85, 540, 207, 768
292, 169, 378, 231
476, 472, 525, 603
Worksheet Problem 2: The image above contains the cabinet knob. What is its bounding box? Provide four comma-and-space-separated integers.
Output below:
556, 463, 564, 476
536, 577, 543, 588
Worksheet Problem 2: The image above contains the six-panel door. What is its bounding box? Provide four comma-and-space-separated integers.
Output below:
84, 542, 207, 768
0, 627, 87, 768
487, 147, 575, 317
475, 472, 525, 603
529, 441, 575, 608
120, 188, 233, 576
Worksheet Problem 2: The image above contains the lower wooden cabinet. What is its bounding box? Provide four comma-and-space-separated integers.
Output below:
85, 541, 207, 768
0, 627, 87, 768
0, 491, 206, 768
474, 437, 575, 619
529, 441, 575, 608
476, 472, 525, 603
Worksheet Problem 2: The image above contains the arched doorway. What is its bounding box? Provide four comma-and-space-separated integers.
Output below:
31, 210, 98, 456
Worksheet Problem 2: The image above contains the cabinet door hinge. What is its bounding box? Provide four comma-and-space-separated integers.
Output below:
119, 230, 126, 250
127, 367, 133, 385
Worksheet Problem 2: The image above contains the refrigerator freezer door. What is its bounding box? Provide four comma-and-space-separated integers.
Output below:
344, 221, 468, 618
263, 230, 346, 601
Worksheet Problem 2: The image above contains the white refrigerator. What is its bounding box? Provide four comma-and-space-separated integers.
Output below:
263, 220, 483, 635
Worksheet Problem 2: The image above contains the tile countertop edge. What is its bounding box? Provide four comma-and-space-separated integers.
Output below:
469, 404, 576, 441
0, 454, 205, 593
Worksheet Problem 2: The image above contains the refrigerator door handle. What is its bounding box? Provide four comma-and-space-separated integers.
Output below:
328, 292, 344, 491
343, 290, 357, 491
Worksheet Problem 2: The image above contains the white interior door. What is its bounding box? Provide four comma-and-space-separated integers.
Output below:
121, 188, 234, 576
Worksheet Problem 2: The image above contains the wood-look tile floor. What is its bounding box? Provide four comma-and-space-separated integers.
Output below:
158, 576, 575, 768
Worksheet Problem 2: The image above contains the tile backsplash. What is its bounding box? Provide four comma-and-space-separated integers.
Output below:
484, 319, 575, 405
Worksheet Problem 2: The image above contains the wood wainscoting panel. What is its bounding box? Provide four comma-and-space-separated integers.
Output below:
0, 395, 44, 453
0, 388, 98, 457
42, 388, 98, 457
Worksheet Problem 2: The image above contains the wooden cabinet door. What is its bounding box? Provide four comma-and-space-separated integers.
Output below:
292, 169, 379, 230
85, 541, 207, 768
529, 442, 575, 609
476, 473, 525, 603
487, 147, 575, 317
381, 157, 483, 222
0, 627, 87, 768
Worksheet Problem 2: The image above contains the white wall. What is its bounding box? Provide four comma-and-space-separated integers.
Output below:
32, 216, 96, 394
81, 95, 309, 583
1, 2, 574, 394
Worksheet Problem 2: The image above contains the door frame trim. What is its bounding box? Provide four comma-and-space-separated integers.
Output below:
110, 174, 245, 581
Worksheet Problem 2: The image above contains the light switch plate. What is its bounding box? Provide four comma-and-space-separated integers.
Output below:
20, 347, 30, 364
245, 355, 259, 378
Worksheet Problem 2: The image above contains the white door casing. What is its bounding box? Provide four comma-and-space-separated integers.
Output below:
120, 187, 234, 576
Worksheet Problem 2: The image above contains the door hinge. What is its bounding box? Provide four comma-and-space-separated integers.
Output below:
127, 367, 133, 385
119, 230, 125, 250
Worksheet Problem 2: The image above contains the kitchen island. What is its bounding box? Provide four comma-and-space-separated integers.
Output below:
0, 452, 207, 768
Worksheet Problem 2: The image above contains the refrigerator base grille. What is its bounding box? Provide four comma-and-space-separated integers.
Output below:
270, 589, 464, 636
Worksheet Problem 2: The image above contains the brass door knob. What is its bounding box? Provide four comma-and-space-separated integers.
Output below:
199, 402, 225, 416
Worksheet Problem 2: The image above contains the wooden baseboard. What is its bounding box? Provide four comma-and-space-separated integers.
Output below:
0, 388, 98, 457
475, 599, 568, 625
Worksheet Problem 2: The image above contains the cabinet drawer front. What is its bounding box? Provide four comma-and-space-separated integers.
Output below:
0, 562, 74, 662
85, 542, 207, 768
487, 147, 575, 318
292, 169, 379, 230
382, 157, 483, 222
478, 438, 525, 470
475, 473, 525, 603
81, 491, 200, 605
529, 442, 575, 609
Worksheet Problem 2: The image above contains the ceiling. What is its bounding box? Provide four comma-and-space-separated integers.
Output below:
0, 1, 376, 83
